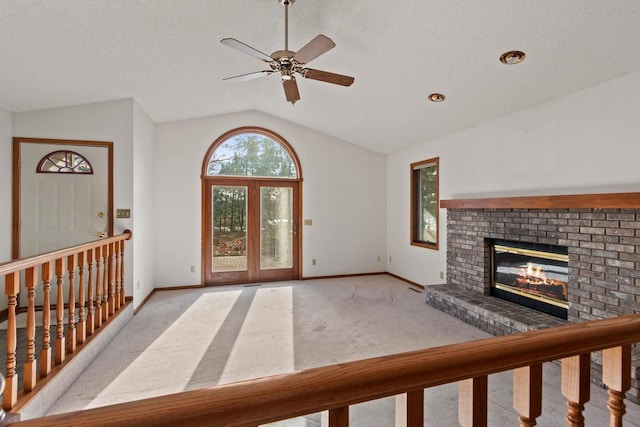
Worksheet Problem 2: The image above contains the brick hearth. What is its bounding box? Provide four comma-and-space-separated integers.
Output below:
426, 202, 640, 402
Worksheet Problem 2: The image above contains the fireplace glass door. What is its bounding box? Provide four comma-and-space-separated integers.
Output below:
492, 241, 569, 319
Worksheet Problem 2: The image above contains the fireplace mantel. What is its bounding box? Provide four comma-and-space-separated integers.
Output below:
440, 192, 640, 209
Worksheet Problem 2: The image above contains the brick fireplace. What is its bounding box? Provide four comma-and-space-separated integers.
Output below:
425, 192, 640, 402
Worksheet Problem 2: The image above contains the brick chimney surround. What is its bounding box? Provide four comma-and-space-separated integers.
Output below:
426, 192, 640, 402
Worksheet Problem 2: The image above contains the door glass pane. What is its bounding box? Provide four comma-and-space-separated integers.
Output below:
212, 186, 248, 272
260, 187, 293, 270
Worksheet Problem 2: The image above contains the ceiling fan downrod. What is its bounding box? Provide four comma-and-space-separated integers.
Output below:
279, 0, 295, 51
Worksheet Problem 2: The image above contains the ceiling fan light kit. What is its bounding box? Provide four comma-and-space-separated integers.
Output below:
221, 0, 354, 105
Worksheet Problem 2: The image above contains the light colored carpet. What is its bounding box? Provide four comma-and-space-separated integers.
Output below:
46, 276, 640, 426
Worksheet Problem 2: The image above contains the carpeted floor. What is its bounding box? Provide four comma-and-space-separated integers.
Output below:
44, 276, 640, 426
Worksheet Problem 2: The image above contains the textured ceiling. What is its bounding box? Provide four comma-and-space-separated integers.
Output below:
1, 1, 640, 153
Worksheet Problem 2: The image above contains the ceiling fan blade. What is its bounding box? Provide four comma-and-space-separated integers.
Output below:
293, 35, 336, 65
223, 70, 273, 83
283, 77, 301, 105
302, 69, 355, 87
220, 38, 273, 62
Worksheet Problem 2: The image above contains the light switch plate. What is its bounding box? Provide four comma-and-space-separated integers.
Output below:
116, 209, 131, 219
304, 219, 312, 226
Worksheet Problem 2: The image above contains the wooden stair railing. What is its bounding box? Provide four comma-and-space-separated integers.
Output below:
3, 312, 639, 427
0, 230, 132, 413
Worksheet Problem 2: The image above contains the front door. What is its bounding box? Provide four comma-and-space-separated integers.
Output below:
204, 180, 299, 285
14, 138, 113, 258
202, 127, 302, 286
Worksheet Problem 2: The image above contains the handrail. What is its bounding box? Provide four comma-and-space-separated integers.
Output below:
8, 313, 640, 427
0, 230, 132, 276
1, 230, 132, 413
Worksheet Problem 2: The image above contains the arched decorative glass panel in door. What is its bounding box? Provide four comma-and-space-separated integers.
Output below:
203, 128, 301, 285
206, 132, 298, 178
36, 150, 93, 174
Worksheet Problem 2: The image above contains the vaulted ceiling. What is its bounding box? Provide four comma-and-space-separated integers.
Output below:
2, 1, 640, 153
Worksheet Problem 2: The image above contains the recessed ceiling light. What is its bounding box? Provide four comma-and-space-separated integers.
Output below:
500, 50, 526, 65
428, 93, 445, 102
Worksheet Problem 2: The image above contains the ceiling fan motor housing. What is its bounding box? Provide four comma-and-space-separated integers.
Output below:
278, 0, 295, 5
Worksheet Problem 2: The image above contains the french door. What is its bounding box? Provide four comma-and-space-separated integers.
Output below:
203, 179, 300, 285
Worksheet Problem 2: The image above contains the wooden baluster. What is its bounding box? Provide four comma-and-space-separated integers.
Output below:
102, 244, 110, 322
77, 250, 87, 344
513, 363, 542, 427
67, 254, 77, 353
23, 266, 38, 392
108, 242, 116, 315
395, 390, 424, 427
40, 261, 53, 378
95, 246, 103, 329
561, 353, 591, 427
114, 240, 121, 310
328, 406, 349, 427
3, 272, 20, 411
120, 239, 126, 306
87, 248, 95, 334
55, 257, 66, 364
602, 345, 631, 427
459, 376, 488, 427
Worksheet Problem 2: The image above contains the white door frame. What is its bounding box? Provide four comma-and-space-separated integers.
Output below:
12, 137, 114, 259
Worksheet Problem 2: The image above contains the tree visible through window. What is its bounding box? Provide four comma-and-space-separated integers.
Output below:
207, 133, 297, 178
204, 129, 300, 282
411, 157, 439, 249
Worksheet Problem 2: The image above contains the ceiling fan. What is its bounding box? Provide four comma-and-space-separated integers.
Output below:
220, 0, 355, 105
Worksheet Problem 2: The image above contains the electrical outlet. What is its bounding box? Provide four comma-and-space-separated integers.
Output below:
377, 256, 381, 262
440, 271, 444, 279
137, 281, 140, 290
389, 256, 392, 263
312, 259, 316, 265
190, 265, 196, 273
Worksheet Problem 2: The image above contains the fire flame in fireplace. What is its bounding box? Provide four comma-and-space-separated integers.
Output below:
525, 263, 546, 281
518, 262, 567, 300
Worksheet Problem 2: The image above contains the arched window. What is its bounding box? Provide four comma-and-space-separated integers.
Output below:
36, 150, 93, 174
206, 131, 298, 178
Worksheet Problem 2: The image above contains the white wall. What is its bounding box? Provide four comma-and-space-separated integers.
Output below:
132, 101, 155, 306
154, 110, 387, 287
387, 70, 640, 286
0, 106, 12, 264
0, 106, 12, 311
12, 99, 137, 299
